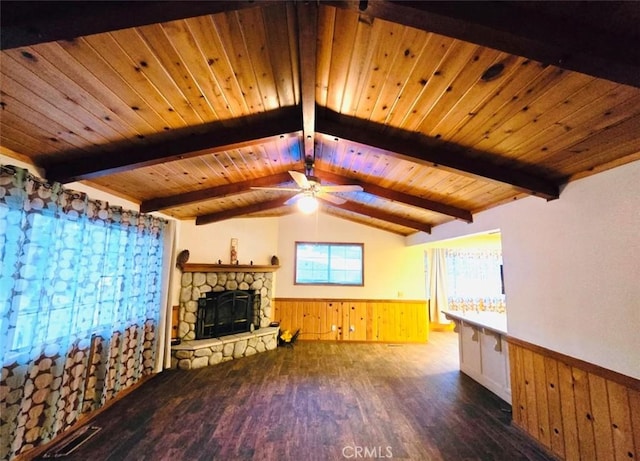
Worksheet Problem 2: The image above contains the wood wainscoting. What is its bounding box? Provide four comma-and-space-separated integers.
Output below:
508, 337, 640, 461
273, 298, 428, 343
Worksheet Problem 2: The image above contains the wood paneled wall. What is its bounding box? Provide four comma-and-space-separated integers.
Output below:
273, 298, 428, 343
508, 337, 640, 461
171, 305, 179, 340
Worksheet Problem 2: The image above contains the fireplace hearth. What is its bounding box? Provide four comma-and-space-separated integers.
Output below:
196, 290, 260, 339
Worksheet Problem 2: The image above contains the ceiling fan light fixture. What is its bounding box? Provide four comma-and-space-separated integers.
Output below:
297, 195, 319, 214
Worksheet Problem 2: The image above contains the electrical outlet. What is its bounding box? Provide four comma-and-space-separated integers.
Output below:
331, 324, 336, 332
350, 325, 355, 332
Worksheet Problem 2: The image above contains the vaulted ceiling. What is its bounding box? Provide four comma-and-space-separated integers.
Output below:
1, 1, 639, 235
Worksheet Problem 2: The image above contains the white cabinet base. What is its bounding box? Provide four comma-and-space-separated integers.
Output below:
446, 312, 511, 404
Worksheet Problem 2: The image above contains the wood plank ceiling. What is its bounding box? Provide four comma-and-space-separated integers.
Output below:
1, 1, 639, 235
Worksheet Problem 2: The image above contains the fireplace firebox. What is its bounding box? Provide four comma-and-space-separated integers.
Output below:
196, 290, 260, 339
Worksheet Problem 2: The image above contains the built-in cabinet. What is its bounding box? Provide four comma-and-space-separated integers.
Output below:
445, 311, 511, 403
273, 298, 428, 343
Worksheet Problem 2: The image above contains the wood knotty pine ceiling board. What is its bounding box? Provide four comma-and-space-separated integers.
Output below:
1, 1, 639, 235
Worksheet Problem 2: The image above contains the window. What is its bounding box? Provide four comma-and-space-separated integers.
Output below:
1, 165, 166, 460
3, 206, 164, 355
295, 242, 364, 286
445, 248, 505, 313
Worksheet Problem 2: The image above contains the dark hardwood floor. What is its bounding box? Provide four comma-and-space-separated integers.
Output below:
39, 332, 558, 461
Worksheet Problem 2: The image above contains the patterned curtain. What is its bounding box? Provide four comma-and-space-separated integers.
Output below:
0, 165, 167, 460
445, 249, 505, 314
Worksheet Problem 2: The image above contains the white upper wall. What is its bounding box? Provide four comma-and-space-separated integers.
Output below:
178, 217, 280, 266
174, 212, 426, 302
408, 160, 640, 379
422, 232, 502, 250
275, 213, 426, 300
172, 217, 281, 305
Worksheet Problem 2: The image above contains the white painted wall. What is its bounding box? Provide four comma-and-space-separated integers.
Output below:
407, 160, 640, 379
172, 217, 280, 304
422, 232, 502, 249
172, 213, 426, 302
177, 217, 280, 266
274, 213, 426, 300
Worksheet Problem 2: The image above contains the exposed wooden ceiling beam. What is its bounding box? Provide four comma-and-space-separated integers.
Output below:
328, 200, 432, 234
144, 165, 472, 224
321, 213, 410, 236
196, 198, 288, 226
141, 171, 296, 213
328, 1, 640, 88
45, 111, 302, 183
316, 112, 559, 200
1, 0, 283, 50
315, 168, 473, 222
194, 189, 432, 233
296, 1, 318, 161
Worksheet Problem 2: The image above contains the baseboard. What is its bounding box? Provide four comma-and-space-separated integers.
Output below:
15, 374, 156, 461
430, 322, 455, 332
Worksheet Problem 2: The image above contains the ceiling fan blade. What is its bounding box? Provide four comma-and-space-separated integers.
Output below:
250, 186, 302, 192
316, 191, 346, 205
289, 171, 310, 189
320, 185, 363, 193
284, 193, 305, 206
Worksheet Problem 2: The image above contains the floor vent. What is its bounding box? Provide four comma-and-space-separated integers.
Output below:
42, 425, 101, 458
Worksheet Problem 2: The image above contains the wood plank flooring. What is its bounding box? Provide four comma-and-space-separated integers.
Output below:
37, 333, 558, 461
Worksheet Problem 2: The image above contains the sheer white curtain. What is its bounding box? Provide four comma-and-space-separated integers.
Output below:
426, 248, 450, 324
425, 247, 505, 324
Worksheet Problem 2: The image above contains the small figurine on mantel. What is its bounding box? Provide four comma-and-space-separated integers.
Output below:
230, 238, 238, 265
271, 255, 279, 266
176, 249, 190, 270
218, 259, 222, 264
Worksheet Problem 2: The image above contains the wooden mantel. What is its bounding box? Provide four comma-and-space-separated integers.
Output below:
181, 263, 279, 273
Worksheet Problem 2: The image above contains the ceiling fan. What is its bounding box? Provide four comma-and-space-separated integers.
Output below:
251, 156, 363, 213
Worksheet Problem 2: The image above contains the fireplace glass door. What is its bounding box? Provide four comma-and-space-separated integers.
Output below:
196, 290, 258, 339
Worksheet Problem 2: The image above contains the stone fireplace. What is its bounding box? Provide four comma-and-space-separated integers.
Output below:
178, 269, 274, 341
172, 266, 279, 370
